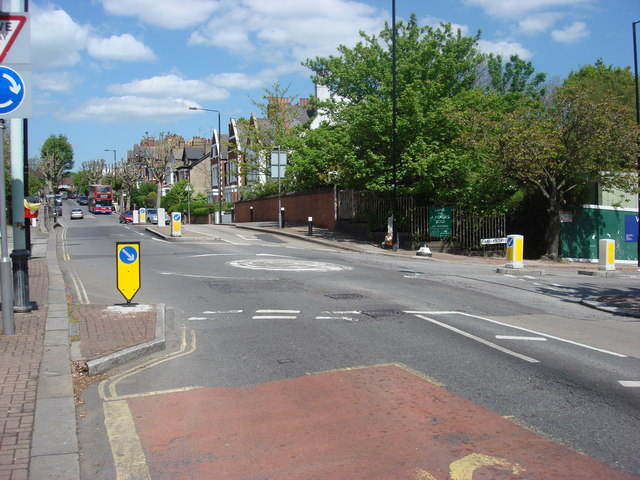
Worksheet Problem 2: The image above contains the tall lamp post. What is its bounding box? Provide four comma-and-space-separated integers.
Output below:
391, 0, 398, 251
189, 106, 223, 224
104, 149, 116, 209
633, 21, 640, 268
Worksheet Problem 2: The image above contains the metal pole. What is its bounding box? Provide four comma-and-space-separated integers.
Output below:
391, 0, 398, 251
0, 120, 15, 334
10, 0, 30, 312
633, 21, 640, 268
277, 146, 282, 228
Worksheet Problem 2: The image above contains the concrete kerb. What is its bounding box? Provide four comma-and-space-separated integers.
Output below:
86, 303, 166, 376
30, 226, 80, 480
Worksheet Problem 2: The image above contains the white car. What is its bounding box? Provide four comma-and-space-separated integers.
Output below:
70, 208, 84, 220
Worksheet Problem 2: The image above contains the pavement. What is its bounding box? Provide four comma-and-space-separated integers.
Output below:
0, 220, 638, 479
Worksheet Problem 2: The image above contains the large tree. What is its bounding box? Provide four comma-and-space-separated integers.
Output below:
141, 132, 180, 208
302, 16, 490, 203
38, 134, 73, 194
458, 81, 639, 259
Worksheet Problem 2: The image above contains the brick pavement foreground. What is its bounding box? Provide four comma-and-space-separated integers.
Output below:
0, 258, 47, 480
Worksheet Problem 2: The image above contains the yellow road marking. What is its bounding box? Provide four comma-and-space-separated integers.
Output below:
104, 400, 151, 480
449, 453, 524, 480
99, 326, 197, 400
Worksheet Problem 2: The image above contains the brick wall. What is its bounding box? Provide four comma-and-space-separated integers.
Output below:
234, 190, 335, 229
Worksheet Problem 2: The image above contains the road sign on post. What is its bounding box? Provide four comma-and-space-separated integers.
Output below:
116, 242, 140, 304
0, 13, 31, 119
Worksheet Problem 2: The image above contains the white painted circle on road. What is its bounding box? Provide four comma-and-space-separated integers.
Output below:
229, 258, 353, 272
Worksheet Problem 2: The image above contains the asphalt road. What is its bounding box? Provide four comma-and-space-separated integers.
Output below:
57, 203, 640, 479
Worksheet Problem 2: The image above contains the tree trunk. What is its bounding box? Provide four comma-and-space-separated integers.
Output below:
545, 206, 562, 260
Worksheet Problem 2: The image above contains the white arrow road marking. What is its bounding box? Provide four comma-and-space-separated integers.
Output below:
4, 72, 21, 94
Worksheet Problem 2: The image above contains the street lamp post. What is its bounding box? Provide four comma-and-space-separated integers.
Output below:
633, 21, 640, 268
189, 106, 223, 224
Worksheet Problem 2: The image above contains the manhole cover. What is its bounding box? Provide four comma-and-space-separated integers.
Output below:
325, 293, 365, 300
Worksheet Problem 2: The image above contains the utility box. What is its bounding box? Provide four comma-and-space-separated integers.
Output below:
598, 239, 615, 271
505, 234, 524, 268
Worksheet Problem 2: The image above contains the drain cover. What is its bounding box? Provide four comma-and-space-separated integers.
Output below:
325, 293, 365, 300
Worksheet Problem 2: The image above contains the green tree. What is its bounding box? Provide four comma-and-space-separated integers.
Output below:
303, 16, 485, 202
39, 134, 74, 193
458, 87, 639, 259
485, 54, 546, 97
72, 170, 90, 195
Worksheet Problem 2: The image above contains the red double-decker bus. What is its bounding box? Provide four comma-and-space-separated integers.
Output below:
87, 184, 113, 214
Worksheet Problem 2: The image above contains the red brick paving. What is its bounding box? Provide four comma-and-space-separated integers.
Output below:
0, 259, 46, 480
73, 304, 155, 360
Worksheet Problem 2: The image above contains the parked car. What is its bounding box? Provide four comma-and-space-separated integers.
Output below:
70, 208, 83, 220
119, 210, 133, 223
145, 208, 170, 225
77, 195, 88, 205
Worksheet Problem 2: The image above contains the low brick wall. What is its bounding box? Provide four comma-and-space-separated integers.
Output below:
235, 190, 335, 229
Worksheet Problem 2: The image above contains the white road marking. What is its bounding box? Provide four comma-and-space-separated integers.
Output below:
183, 253, 235, 258
618, 381, 640, 388
158, 271, 277, 281
203, 310, 243, 314
496, 335, 547, 341
415, 314, 539, 363
229, 258, 353, 272
316, 316, 355, 321
256, 309, 300, 313
188, 317, 209, 321
253, 315, 297, 319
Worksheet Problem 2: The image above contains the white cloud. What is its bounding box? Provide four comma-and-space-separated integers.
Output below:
551, 21, 589, 43
31, 4, 90, 68
33, 72, 78, 92
462, 0, 592, 19
108, 74, 229, 101
188, 0, 384, 64
101, 0, 221, 29
421, 15, 470, 36
87, 34, 156, 62
209, 72, 264, 90
477, 39, 534, 59
518, 12, 564, 34
65, 96, 198, 123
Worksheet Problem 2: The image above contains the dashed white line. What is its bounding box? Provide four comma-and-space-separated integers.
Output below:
618, 381, 640, 388
496, 335, 547, 341
415, 314, 539, 363
253, 315, 298, 319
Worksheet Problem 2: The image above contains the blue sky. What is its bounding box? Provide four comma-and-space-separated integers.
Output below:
17, 0, 640, 170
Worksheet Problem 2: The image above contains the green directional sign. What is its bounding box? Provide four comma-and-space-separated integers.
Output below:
116, 242, 140, 303
428, 206, 452, 237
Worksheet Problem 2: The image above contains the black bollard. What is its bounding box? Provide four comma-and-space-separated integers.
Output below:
11, 249, 31, 312
308, 216, 313, 236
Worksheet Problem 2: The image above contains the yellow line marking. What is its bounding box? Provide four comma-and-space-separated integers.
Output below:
413, 468, 438, 479
99, 326, 197, 400
449, 453, 524, 479
103, 400, 151, 480
309, 362, 446, 387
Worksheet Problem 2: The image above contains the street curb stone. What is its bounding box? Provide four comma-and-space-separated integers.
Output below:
86, 304, 166, 376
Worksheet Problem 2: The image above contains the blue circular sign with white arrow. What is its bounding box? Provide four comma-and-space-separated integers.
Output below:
0, 66, 24, 115
173, 213, 181, 221
119, 245, 138, 264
